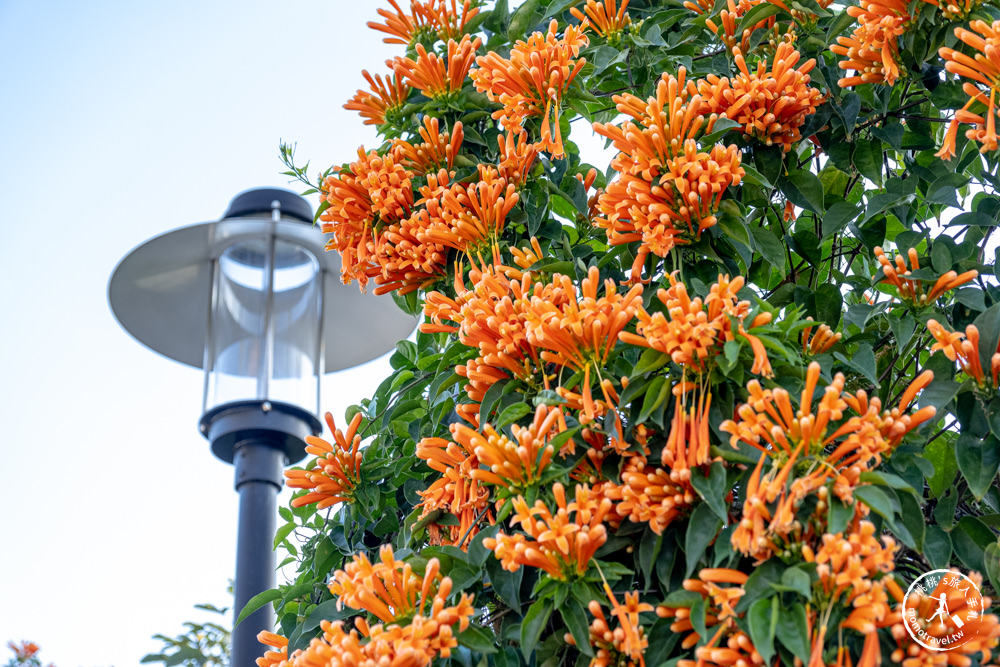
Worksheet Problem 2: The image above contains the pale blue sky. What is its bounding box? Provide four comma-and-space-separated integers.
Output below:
0, 3, 615, 666
0, 3, 399, 666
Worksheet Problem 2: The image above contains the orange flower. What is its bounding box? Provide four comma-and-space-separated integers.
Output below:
523, 266, 644, 420
801, 317, 841, 355
7, 643, 41, 661
329, 545, 465, 625
424, 0, 481, 42
593, 70, 744, 268
418, 168, 519, 255
483, 482, 611, 580
496, 130, 540, 189
422, 256, 550, 426
882, 570, 1000, 665
255, 631, 289, 667
287, 546, 475, 667
607, 449, 697, 534
566, 589, 652, 667
320, 164, 377, 288
875, 246, 978, 305
431, 404, 565, 495
391, 35, 482, 101
928, 319, 1000, 388
392, 116, 464, 175
416, 430, 492, 547
344, 70, 410, 126
471, 20, 589, 158
937, 21, 1000, 159
704, 0, 789, 55
657, 570, 761, 666
829, 0, 937, 88
721, 363, 936, 558
285, 412, 364, 509
571, 0, 632, 43
368, 0, 438, 46
618, 273, 772, 376
697, 42, 825, 152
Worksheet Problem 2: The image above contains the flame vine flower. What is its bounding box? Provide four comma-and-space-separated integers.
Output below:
483, 482, 612, 581
471, 20, 589, 158
285, 412, 364, 509
421, 403, 565, 499
874, 246, 978, 307
263, 545, 476, 667
570, 0, 632, 45
938, 21, 1000, 160
928, 319, 1000, 389
368, 0, 479, 46
422, 255, 552, 425
523, 266, 644, 421
345, 70, 411, 127
415, 426, 492, 547
565, 588, 653, 667
618, 273, 773, 377
594, 70, 744, 274
697, 42, 826, 153
391, 34, 482, 102
656, 569, 763, 667
721, 362, 936, 560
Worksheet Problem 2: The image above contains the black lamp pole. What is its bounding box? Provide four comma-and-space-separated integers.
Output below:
201, 401, 320, 667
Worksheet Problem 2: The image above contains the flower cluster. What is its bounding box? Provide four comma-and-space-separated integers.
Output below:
368, 0, 480, 46
285, 412, 364, 509
937, 21, 1000, 159
483, 482, 612, 580
928, 319, 1000, 388
566, 589, 653, 667
391, 34, 482, 102
831, 0, 911, 88
570, 0, 632, 44
875, 246, 978, 306
721, 362, 936, 559
594, 70, 744, 270
618, 274, 773, 376
345, 70, 410, 126
697, 42, 826, 152
471, 20, 589, 157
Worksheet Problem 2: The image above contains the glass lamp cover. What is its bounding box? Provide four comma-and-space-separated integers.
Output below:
204, 232, 322, 413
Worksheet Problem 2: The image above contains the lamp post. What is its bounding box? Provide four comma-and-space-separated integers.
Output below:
109, 188, 416, 667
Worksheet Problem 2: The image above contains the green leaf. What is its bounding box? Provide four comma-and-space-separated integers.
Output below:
854, 140, 883, 186
814, 284, 843, 329
821, 201, 863, 238
775, 603, 811, 664
747, 597, 778, 665
955, 434, 1000, 501
507, 0, 541, 39
685, 503, 723, 577
895, 489, 926, 551
828, 498, 853, 534
924, 525, 952, 569
690, 461, 729, 522
780, 169, 825, 213
495, 402, 532, 428
520, 598, 554, 659
638, 375, 670, 424
974, 303, 1000, 379
887, 311, 916, 349
751, 226, 785, 270
777, 568, 812, 599
984, 542, 1000, 597
486, 557, 522, 612
235, 589, 281, 627
853, 485, 893, 520
632, 347, 669, 377
737, 2, 787, 34
457, 625, 499, 654
562, 598, 594, 657
954, 516, 994, 573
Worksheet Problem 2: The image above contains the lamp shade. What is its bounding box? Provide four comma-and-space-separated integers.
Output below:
108, 188, 418, 414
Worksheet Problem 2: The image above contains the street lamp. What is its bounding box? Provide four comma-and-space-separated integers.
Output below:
109, 187, 416, 667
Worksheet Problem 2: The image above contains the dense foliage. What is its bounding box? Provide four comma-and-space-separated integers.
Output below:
251, 0, 1000, 665
142, 601, 231, 667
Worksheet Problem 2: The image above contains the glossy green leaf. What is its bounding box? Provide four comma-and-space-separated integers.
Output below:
520, 598, 553, 659
685, 503, 723, 577
747, 597, 778, 665
775, 603, 810, 664
690, 461, 729, 522
955, 434, 1000, 501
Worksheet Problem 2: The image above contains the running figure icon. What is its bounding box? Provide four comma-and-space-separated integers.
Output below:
928, 594, 950, 625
